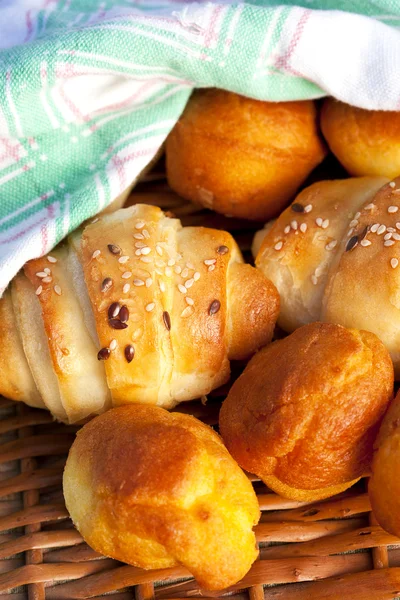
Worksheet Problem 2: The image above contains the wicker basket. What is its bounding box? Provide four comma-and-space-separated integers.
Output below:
1, 171, 400, 600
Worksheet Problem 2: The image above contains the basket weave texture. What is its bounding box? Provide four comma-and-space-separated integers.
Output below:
1, 174, 400, 600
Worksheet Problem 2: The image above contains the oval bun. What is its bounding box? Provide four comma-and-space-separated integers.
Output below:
63, 405, 260, 591
369, 390, 400, 537
166, 90, 326, 221
321, 99, 400, 178
220, 322, 393, 502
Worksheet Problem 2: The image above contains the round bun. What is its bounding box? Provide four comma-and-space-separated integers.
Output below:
63, 405, 260, 591
166, 90, 326, 221
369, 390, 400, 537
220, 322, 393, 502
321, 99, 400, 178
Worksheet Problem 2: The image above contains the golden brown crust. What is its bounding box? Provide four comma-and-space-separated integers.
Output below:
0, 289, 43, 408
63, 405, 260, 590
369, 390, 400, 537
166, 90, 326, 221
321, 99, 400, 178
220, 323, 393, 502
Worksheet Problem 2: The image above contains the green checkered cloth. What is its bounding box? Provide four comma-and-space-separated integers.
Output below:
1, 0, 400, 293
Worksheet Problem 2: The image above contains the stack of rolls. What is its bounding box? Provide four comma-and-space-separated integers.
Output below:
2, 88, 400, 591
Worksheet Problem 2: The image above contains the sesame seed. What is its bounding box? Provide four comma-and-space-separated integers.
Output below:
47, 256, 57, 263
284, 225, 291, 234
42, 277, 52, 283
156, 245, 163, 256
36, 271, 47, 278
216, 246, 229, 255
315, 266, 323, 277
119, 305, 129, 323
385, 233, 393, 241
133, 279, 144, 287
155, 259, 165, 268
326, 240, 337, 250
390, 182, 396, 188
163, 311, 171, 331
349, 219, 358, 228
122, 271, 132, 279
181, 306, 193, 318
186, 262, 195, 269
394, 189, 400, 194
322, 219, 330, 229
135, 250, 142, 256
109, 339, 117, 351
146, 277, 153, 288
101, 277, 113, 293
140, 257, 152, 263
377, 225, 387, 235
388, 227, 396, 232
123, 283, 130, 294
347, 228, 354, 237
133, 233, 144, 240
159, 281, 166, 292
370, 223, 380, 233
208, 265, 215, 272
175, 265, 182, 274
92, 250, 101, 259
291, 203, 304, 213
124, 345, 135, 363
393, 233, 400, 241
146, 302, 155, 312
304, 204, 313, 213
204, 259, 216, 266
385, 240, 395, 247
109, 319, 128, 330
165, 266, 172, 277
186, 297, 194, 306
185, 278, 194, 289
54, 285, 62, 296
346, 235, 359, 252
142, 229, 150, 239
194, 272, 200, 281
274, 241, 283, 251
108, 244, 121, 255
44, 268, 51, 275
389, 206, 399, 213
355, 212, 361, 220
108, 302, 121, 320
135, 221, 145, 229
92, 218, 99, 224
209, 300, 221, 315
365, 203, 375, 210
168, 258, 175, 266
316, 217, 323, 227
97, 347, 111, 361
300, 223, 307, 233
135, 242, 146, 249
141, 246, 151, 255
291, 220, 298, 230
311, 275, 318, 285
181, 267, 189, 278
361, 225, 369, 241
35, 285, 43, 296
118, 255, 129, 264
397, 223, 400, 230
360, 239, 371, 247
391, 258, 399, 269
178, 284, 187, 294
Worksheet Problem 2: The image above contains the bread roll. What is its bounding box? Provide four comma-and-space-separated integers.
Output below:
220, 323, 393, 502
369, 389, 400, 537
254, 176, 400, 376
166, 90, 326, 221
0, 204, 279, 423
321, 99, 400, 178
63, 405, 260, 590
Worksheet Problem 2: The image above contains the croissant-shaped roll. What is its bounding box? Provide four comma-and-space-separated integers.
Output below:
1, 205, 279, 423
254, 176, 400, 371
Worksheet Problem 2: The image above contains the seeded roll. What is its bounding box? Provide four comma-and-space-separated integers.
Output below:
321, 99, 400, 178
63, 405, 260, 590
220, 322, 394, 502
166, 90, 326, 221
253, 176, 400, 376
0, 204, 279, 423
369, 389, 400, 537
